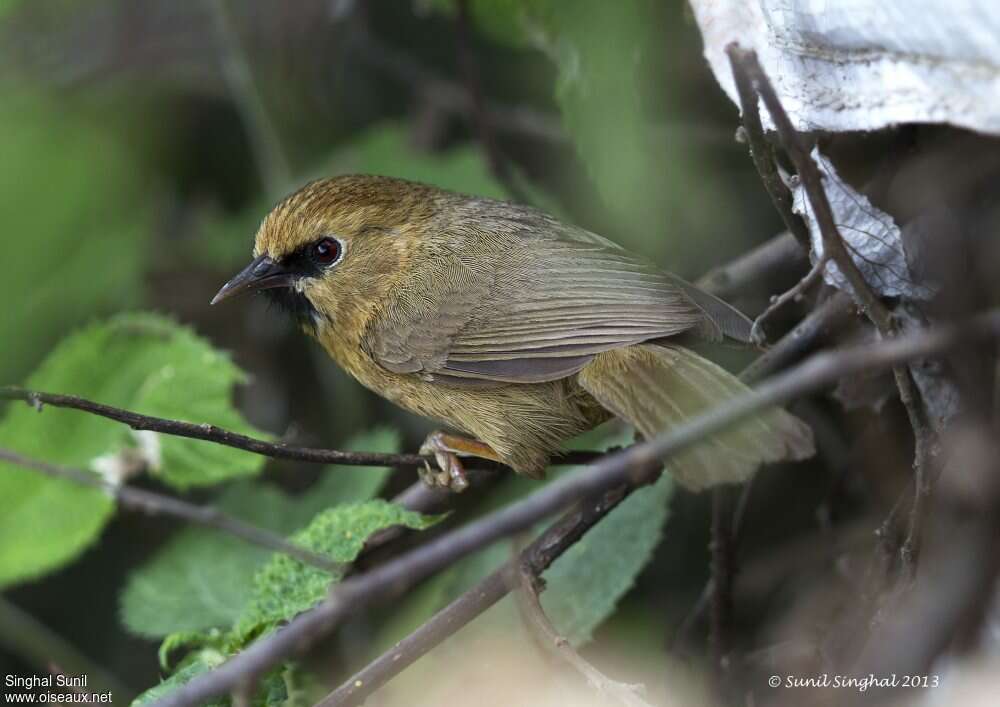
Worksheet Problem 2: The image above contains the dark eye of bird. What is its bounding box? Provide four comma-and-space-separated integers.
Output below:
312, 237, 341, 266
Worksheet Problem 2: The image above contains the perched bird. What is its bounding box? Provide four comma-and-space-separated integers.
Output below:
212, 176, 813, 490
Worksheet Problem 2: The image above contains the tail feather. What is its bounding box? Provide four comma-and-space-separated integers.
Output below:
578, 344, 814, 490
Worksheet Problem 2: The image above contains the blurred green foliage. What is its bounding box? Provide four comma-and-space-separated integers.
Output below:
0, 87, 150, 384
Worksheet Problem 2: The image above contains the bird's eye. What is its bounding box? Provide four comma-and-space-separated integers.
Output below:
311, 237, 342, 267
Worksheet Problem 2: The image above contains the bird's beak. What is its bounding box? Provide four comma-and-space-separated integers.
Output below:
210, 255, 296, 305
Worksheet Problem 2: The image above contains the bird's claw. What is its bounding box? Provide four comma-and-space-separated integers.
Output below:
419, 432, 472, 492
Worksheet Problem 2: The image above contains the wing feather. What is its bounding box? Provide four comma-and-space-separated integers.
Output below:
364, 201, 750, 384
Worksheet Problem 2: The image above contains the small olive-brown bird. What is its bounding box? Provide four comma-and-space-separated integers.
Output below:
213, 175, 813, 490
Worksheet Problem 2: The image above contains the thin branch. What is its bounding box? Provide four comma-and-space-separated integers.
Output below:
0, 386, 599, 471
147, 308, 1000, 707
740, 291, 854, 383
749, 254, 827, 344
0, 448, 342, 574
454, 0, 533, 205
728, 44, 934, 569
207, 0, 291, 197
515, 567, 653, 707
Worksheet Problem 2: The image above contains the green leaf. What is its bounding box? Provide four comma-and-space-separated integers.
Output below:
541, 473, 673, 645
237, 501, 439, 640
120, 428, 399, 638
0, 313, 267, 587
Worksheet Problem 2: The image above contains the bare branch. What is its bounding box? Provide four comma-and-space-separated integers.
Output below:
0, 448, 342, 574
0, 386, 599, 471
515, 567, 653, 707
146, 308, 1000, 707
726, 55, 810, 249
750, 254, 828, 345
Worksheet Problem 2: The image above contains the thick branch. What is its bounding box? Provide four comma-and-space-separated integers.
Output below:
320, 484, 633, 707
726, 57, 810, 249
0, 448, 342, 574
147, 308, 1000, 707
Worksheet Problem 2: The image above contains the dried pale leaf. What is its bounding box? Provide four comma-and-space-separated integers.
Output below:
793, 148, 933, 301
690, 0, 1000, 136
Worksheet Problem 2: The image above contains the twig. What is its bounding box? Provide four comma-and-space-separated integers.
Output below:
207, 0, 291, 196
850, 423, 1000, 688
740, 291, 854, 383
319, 484, 633, 707
0, 448, 342, 574
726, 54, 811, 249
515, 567, 653, 707
695, 231, 808, 301
147, 308, 1000, 707
708, 488, 734, 675
749, 255, 828, 344
454, 0, 533, 205
0, 597, 133, 702
0, 386, 599, 471
727, 44, 934, 570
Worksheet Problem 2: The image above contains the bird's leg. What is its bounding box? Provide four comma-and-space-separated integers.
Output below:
418, 431, 502, 492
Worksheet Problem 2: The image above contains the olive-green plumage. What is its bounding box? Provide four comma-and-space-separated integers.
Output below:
219, 175, 813, 490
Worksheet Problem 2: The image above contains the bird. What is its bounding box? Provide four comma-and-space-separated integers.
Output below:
212, 175, 813, 491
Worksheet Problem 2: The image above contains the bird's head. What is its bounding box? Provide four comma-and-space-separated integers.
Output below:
212, 175, 442, 332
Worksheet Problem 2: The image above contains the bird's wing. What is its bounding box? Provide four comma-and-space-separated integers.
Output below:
364, 217, 749, 385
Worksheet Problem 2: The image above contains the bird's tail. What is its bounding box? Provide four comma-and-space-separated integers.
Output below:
577, 344, 814, 490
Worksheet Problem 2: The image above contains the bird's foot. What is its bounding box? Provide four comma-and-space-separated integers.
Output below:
418, 431, 501, 493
